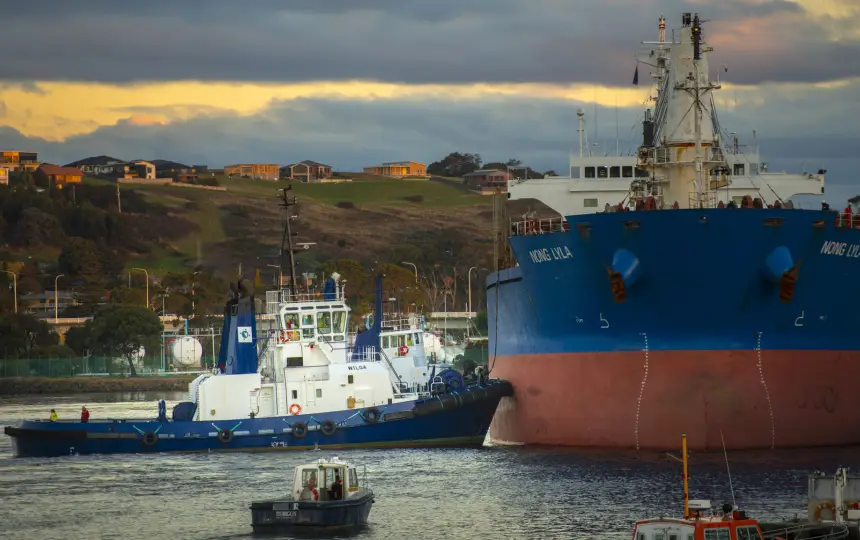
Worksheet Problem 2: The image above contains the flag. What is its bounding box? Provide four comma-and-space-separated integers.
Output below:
632, 64, 639, 86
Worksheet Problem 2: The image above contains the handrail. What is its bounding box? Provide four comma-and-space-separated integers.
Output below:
510, 217, 569, 236
762, 522, 849, 540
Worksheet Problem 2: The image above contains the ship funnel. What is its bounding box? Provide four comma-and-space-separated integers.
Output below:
218, 279, 259, 375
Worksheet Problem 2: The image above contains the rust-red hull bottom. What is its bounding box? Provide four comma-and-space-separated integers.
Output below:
488, 350, 860, 451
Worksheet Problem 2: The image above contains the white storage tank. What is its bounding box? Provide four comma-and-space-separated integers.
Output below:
171, 336, 203, 367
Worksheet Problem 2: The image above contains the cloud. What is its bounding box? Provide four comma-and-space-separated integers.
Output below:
3, 80, 857, 203
0, 0, 857, 86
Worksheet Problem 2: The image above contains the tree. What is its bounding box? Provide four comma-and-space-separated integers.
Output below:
86, 304, 162, 376
0, 313, 59, 356
58, 237, 104, 283
427, 152, 482, 177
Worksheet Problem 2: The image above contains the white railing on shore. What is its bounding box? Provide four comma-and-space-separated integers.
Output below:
510, 216, 569, 236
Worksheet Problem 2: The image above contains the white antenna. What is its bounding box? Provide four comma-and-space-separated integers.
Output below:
720, 429, 737, 509
615, 95, 620, 157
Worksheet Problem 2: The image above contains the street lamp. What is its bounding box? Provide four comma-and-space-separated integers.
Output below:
401, 261, 418, 283
132, 267, 149, 309
54, 274, 64, 322
2, 270, 17, 313
467, 266, 478, 316
191, 270, 201, 317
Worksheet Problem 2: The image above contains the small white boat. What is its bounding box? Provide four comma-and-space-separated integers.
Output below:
250, 456, 374, 532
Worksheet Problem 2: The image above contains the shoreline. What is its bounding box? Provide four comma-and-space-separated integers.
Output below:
0, 376, 197, 396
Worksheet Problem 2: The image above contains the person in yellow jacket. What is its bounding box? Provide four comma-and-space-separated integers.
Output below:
49, 409, 58, 421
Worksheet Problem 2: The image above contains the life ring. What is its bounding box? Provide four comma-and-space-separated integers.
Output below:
814, 502, 837, 522
141, 431, 158, 447
217, 428, 233, 444
320, 420, 337, 436
291, 422, 308, 439
398, 345, 409, 356
364, 407, 381, 424
279, 330, 290, 343
289, 403, 302, 416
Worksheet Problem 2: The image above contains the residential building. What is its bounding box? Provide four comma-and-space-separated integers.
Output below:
0, 166, 8, 185
1, 151, 39, 172
363, 161, 427, 178
463, 169, 512, 193
20, 290, 80, 317
281, 160, 333, 182
34, 164, 84, 189
224, 163, 280, 181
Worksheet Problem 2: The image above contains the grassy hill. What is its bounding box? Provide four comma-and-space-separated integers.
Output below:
90, 174, 499, 280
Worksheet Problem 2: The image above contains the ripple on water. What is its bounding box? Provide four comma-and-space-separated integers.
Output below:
1, 395, 859, 540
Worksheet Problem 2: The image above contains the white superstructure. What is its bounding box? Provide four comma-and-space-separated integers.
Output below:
190, 274, 421, 422
508, 13, 825, 216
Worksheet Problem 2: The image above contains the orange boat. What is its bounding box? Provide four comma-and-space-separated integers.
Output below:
631, 434, 765, 540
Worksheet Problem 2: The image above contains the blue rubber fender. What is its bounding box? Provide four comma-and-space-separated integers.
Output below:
763, 246, 794, 283
611, 248, 642, 289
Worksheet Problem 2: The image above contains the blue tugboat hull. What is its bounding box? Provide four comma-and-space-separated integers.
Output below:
250, 490, 374, 531
4, 380, 511, 458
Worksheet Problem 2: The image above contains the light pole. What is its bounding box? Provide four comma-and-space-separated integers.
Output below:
2, 270, 17, 313
191, 271, 201, 318
54, 274, 64, 322
132, 267, 149, 309
401, 261, 418, 283
467, 266, 478, 339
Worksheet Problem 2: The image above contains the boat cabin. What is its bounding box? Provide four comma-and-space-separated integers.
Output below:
632, 501, 765, 540
292, 457, 363, 502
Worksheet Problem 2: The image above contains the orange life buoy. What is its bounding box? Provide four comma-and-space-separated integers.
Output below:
814, 501, 837, 522
289, 403, 302, 416
398, 345, 409, 356
279, 330, 289, 343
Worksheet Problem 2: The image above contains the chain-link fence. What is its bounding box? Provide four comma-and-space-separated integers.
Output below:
0, 354, 221, 378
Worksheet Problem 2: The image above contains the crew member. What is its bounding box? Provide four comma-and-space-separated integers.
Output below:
49, 409, 58, 422
331, 472, 343, 500
80, 406, 90, 423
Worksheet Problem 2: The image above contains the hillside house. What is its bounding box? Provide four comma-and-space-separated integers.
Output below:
1, 150, 39, 172
463, 169, 512, 193
281, 160, 333, 182
224, 163, 280, 181
34, 164, 84, 189
363, 161, 427, 178
0, 166, 8, 185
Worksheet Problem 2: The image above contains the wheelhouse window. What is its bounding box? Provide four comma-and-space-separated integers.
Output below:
737, 527, 763, 540
597, 166, 608, 178
317, 312, 332, 334
584, 166, 596, 178
704, 527, 731, 540
610, 166, 621, 178
283, 313, 299, 330
733, 163, 745, 176
301, 313, 315, 327
349, 468, 359, 490
382, 336, 390, 348
584, 198, 598, 208
635, 167, 648, 177
622, 166, 634, 178
570, 167, 581, 178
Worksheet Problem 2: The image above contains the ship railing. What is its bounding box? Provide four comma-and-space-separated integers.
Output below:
761, 523, 849, 540
835, 211, 860, 229
688, 191, 718, 209
265, 288, 346, 312
510, 217, 569, 236
381, 318, 422, 331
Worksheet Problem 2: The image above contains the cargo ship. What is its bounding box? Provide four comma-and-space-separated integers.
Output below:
486, 13, 860, 451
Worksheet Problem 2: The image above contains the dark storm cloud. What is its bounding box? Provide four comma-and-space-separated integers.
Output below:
0, 0, 856, 85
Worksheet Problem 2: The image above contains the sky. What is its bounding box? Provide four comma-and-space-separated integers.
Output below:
0, 0, 858, 202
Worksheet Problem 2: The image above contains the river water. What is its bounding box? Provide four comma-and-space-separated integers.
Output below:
2, 394, 859, 540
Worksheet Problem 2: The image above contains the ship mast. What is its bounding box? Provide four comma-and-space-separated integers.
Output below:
278, 186, 299, 294
692, 14, 704, 207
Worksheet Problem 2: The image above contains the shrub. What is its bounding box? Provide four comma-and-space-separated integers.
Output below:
404, 194, 424, 203
336, 201, 355, 209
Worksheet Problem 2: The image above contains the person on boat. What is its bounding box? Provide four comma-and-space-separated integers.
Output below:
49, 409, 58, 422
80, 406, 90, 423
330, 472, 343, 500
300, 473, 319, 501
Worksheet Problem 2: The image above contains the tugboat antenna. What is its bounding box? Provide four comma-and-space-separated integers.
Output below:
720, 429, 737, 510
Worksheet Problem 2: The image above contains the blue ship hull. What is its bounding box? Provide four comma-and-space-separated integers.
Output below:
5, 380, 511, 458
486, 208, 860, 450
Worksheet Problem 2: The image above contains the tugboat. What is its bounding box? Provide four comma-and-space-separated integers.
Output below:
631, 434, 767, 539
250, 456, 373, 532
3, 186, 513, 458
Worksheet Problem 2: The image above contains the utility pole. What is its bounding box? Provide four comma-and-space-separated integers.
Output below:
116, 181, 122, 213
278, 186, 300, 295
